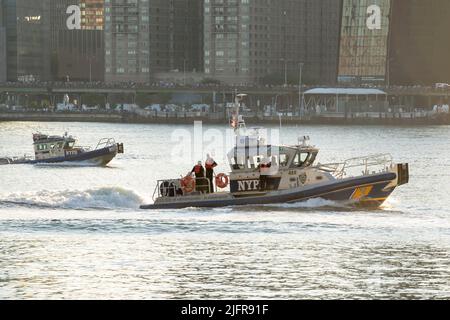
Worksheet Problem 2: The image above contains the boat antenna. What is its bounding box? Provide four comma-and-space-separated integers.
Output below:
279, 113, 283, 145
230, 93, 247, 136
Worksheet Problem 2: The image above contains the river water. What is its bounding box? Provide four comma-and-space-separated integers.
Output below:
0, 121, 449, 299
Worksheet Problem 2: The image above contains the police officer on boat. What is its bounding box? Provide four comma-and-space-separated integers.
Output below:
191, 161, 207, 193
205, 154, 218, 193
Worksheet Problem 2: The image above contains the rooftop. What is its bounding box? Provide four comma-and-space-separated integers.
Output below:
304, 88, 387, 95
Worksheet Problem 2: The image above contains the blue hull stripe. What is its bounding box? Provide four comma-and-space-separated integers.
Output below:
141, 172, 397, 210
21, 147, 115, 164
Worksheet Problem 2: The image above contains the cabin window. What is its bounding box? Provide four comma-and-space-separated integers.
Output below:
292, 152, 317, 168
247, 157, 256, 169
65, 142, 75, 149
279, 154, 289, 167
254, 156, 263, 166
271, 156, 278, 167
37, 144, 48, 151
293, 152, 309, 167
231, 156, 246, 170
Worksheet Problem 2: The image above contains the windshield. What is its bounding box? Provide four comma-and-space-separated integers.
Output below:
65, 142, 75, 149
292, 152, 317, 168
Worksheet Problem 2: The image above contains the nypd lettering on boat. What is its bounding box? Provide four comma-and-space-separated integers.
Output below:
237, 180, 260, 192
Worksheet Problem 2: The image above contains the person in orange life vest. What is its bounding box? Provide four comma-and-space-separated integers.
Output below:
191, 161, 207, 193
205, 154, 218, 193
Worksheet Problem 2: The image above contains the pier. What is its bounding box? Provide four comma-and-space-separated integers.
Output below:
1, 83, 449, 125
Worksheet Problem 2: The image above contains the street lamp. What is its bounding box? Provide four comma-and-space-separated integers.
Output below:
280, 59, 288, 87
89, 55, 95, 83
183, 59, 187, 86
298, 62, 304, 116
386, 57, 395, 89
274, 94, 280, 114
282, 10, 288, 87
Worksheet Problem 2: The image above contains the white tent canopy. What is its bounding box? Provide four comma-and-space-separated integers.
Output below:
304, 88, 387, 96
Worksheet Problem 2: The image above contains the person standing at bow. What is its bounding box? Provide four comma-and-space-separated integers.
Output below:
191, 161, 207, 193
205, 154, 218, 193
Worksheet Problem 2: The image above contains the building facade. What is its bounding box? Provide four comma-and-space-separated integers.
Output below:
203, 0, 342, 85
0, 0, 7, 83
338, 0, 391, 84
48, 0, 105, 82
105, 0, 203, 83
81, 0, 104, 30
389, 0, 450, 85
2, 0, 51, 82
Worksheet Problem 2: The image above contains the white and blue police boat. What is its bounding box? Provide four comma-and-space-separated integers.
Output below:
140, 96, 409, 210
0, 133, 124, 166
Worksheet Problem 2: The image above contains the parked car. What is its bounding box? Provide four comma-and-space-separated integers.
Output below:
164, 104, 180, 112
82, 104, 99, 112
435, 83, 450, 89
144, 104, 162, 112
191, 104, 210, 112
56, 103, 77, 112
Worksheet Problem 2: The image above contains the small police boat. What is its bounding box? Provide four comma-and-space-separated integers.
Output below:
140, 96, 409, 210
0, 133, 124, 166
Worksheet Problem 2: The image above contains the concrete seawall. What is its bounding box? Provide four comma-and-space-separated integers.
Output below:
1, 112, 449, 126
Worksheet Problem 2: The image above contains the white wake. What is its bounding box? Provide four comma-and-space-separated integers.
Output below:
0, 187, 143, 210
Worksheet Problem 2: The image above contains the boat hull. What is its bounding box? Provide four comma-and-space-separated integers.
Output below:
4, 146, 118, 166
140, 172, 398, 210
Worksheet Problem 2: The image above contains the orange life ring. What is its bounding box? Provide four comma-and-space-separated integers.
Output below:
181, 175, 196, 193
215, 173, 229, 189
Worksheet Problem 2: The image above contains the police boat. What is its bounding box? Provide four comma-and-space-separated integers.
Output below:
140, 96, 409, 210
0, 133, 124, 166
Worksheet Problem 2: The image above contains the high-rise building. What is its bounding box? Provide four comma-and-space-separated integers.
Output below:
81, 0, 104, 30
48, 0, 105, 82
0, 0, 7, 83
389, 0, 450, 85
105, 0, 203, 83
203, 0, 342, 85
166, 0, 204, 75
104, 0, 150, 83
338, 0, 391, 84
3, 0, 51, 82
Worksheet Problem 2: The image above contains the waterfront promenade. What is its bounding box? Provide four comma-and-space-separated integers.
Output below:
1, 81, 450, 97
1, 82, 450, 125
1, 109, 449, 126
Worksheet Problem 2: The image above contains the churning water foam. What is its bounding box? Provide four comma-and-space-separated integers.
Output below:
0, 187, 143, 210
263, 198, 346, 209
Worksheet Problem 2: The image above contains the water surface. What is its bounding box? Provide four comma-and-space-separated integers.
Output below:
0, 122, 449, 299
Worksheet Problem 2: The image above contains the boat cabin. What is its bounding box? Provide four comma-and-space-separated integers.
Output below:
227, 145, 318, 172
32, 133, 80, 160
227, 141, 320, 194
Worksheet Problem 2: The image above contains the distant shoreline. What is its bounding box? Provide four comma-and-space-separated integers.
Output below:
1, 111, 449, 126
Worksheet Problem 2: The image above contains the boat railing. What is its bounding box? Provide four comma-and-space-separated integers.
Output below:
0, 157, 12, 165
13, 154, 33, 162
317, 154, 394, 179
0, 154, 33, 164
95, 138, 116, 150
153, 178, 213, 201
75, 145, 92, 151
